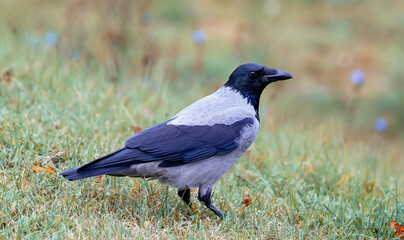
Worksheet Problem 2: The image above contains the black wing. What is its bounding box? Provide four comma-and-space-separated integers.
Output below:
60, 117, 254, 180
125, 117, 253, 166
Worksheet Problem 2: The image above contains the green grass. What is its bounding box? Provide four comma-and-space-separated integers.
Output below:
1, 1, 404, 239
0, 35, 402, 240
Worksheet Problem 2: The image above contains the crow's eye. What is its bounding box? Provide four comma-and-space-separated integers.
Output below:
249, 71, 258, 78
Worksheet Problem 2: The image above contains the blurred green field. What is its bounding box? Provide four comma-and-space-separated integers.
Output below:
0, 0, 403, 239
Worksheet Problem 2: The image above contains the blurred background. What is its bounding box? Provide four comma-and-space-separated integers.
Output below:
1, 0, 403, 176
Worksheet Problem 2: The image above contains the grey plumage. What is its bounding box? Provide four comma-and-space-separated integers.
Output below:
61, 63, 293, 219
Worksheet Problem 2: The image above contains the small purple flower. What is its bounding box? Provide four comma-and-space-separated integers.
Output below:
350, 69, 365, 85
44, 31, 59, 46
192, 30, 206, 43
374, 118, 388, 132
142, 13, 153, 25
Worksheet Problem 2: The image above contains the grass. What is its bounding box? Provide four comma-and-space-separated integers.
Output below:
1, 0, 404, 239
1, 36, 403, 240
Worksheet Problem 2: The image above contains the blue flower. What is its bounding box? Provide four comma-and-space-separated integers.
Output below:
44, 31, 59, 46
374, 117, 388, 132
192, 30, 206, 43
350, 69, 365, 85
142, 13, 153, 24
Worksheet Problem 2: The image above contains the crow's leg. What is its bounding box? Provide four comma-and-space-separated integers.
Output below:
178, 188, 192, 207
198, 187, 223, 220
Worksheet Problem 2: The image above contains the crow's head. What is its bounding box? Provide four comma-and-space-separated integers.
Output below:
225, 63, 293, 114
225, 63, 292, 96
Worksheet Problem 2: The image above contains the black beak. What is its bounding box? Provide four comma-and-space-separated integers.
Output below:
264, 69, 293, 82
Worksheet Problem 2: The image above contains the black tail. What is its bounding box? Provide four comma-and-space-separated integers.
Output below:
60, 148, 134, 180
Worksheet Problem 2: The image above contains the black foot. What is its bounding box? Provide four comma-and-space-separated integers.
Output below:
198, 187, 223, 220
178, 188, 192, 207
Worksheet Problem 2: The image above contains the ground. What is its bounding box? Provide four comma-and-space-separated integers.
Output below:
0, 0, 403, 239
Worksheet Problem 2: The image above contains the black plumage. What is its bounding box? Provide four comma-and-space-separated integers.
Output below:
61, 118, 254, 180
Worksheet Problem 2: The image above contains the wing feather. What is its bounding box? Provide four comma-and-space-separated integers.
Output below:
61, 117, 254, 180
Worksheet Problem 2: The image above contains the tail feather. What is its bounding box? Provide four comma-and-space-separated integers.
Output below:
59, 167, 80, 180
60, 166, 130, 180
60, 148, 133, 180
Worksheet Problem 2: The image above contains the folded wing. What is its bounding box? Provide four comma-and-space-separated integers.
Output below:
60, 117, 253, 180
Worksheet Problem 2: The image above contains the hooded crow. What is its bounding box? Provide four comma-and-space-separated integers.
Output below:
60, 63, 293, 219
